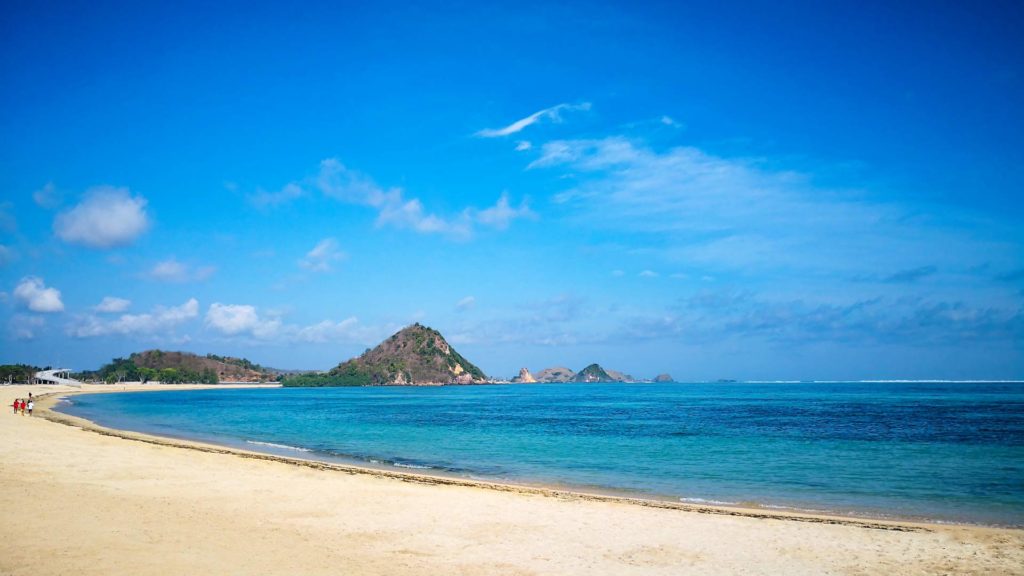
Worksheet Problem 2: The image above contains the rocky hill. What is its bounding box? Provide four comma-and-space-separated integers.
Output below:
571, 363, 616, 383
534, 367, 575, 382
285, 324, 487, 386
130, 350, 270, 382
526, 364, 641, 383
654, 373, 674, 382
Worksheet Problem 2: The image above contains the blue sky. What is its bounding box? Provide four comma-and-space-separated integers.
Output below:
1, 0, 1022, 379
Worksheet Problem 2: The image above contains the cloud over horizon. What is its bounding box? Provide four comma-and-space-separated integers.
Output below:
67, 298, 199, 339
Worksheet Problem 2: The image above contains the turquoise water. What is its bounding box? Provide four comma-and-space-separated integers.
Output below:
57, 382, 1024, 526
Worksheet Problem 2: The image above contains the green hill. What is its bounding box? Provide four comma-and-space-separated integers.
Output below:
284, 324, 487, 387
571, 363, 616, 383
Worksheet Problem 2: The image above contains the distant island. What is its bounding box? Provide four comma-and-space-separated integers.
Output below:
36, 325, 672, 387
513, 365, 672, 384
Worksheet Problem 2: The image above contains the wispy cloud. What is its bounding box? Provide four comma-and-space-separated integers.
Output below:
145, 258, 216, 283
8, 315, 45, 340
0, 245, 14, 266
94, 296, 131, 313
473, 192, 535, 230
299, 238, 346, 272
455, 296, 476, 312
32, 182, 62, 209
476, 102, 591, 138
251, 159, 534, 240
249, 182, 304, 208
530, 137, 1018, 281
54, 186, 150, 249
67, 298, 199, 338
616, 289, 1023, 347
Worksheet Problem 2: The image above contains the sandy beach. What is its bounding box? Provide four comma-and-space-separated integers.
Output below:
1, 384, 1022, 575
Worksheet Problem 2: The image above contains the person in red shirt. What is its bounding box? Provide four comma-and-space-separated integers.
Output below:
19, 399, 26, 415
11, 399, 18, 414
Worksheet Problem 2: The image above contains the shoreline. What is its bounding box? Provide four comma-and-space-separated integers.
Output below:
36, 385, 986, 531
4, 383, 1023, 575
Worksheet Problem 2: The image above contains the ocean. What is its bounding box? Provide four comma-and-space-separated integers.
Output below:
56, 382, 1024, 526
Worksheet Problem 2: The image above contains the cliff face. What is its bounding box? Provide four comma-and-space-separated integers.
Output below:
326, 324, 488, 386
511, 368, 537, 383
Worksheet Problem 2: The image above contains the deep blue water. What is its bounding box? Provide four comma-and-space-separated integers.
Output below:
57, 382, 1024, 526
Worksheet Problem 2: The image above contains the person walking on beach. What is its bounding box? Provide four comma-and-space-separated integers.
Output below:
18, 399, 26, 415
27, 400, 34, 417
11, 399, 18, 414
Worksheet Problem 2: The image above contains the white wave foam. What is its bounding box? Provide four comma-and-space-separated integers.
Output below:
680, 497, 738, 506
246, 440, 312, 453
392, 462, 432, 470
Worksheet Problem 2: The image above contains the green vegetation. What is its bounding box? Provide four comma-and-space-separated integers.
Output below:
0, 364, 41, 384
571, 363, 615, 382
90, 356, 220, 384
206, 353, 266, 373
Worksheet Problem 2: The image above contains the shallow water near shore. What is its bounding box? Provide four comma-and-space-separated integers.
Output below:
57, 382, 1024, 526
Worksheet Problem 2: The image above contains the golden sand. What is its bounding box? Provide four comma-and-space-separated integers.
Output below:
1, 384, 1021, 575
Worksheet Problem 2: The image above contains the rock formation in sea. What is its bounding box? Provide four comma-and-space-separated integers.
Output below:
511, 368, 537, 383
534, 367, 575, 382
653, 373, 674, 382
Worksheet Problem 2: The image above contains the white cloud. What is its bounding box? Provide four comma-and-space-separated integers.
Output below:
455, 296, 476, 311
315, 158, 387, 203
33, 182, 62, 209
299, 238, 346, 272
640, 270, 659, 278
249, 182, 304, 208
473, 192, 536, 230
293, 317, 360, 343
54, 186, 150, 248
660, 115, 682, 128
372, 189, 472, 238
205, 303, 281, 338
203, 302, 392, 345
515, 141, 532, 151
95, 296, 131, 313
146, 258, 216, 282
13, 277, 64, 313
476, 102, 592, 137
67, 298, 199, 338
